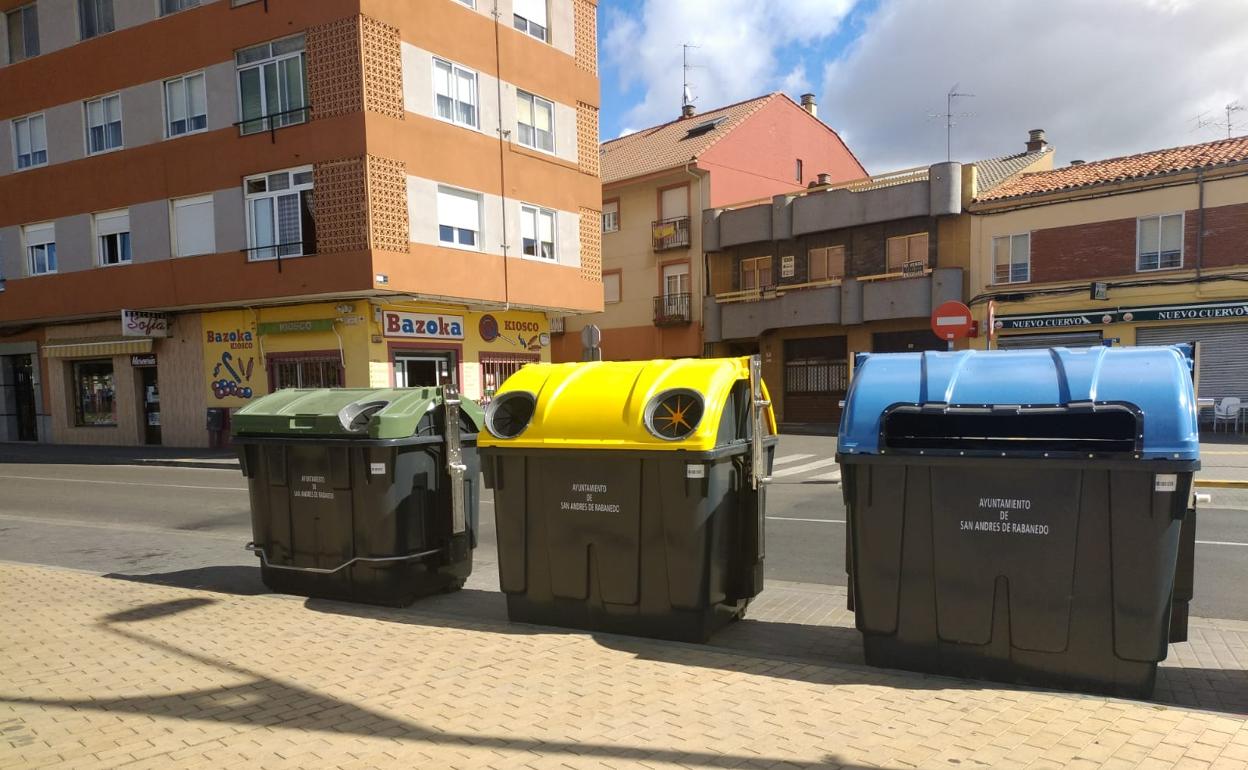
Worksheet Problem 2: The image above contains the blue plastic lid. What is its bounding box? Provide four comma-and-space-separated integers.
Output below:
837, 345, 1199, 460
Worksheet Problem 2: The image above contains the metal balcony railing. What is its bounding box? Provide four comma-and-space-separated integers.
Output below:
653, 293, 693, 326
235, 105, 310, 142
651, 216, 691, 251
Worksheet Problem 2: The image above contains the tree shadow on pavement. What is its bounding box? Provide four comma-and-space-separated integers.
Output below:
0, 596, 890, 769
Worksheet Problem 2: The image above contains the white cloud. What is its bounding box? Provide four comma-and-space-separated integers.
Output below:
821, 0, 1248, 172
602, 0, 854, 131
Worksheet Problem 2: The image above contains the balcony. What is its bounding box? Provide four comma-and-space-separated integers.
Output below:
651, 216, 691, 251
703, 268, 964, 342
653, 293, 693, 326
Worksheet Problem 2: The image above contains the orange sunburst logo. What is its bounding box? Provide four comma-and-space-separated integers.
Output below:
656, 396, 693, 435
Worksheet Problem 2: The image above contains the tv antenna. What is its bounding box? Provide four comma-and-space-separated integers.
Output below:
682, 43, 701, 112
1195, 101, 1245, 139
928, 84, 975, 161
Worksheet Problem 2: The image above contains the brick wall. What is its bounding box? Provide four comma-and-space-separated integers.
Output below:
1025, 201, 1247, 283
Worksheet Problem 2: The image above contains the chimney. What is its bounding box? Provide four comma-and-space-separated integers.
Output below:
800, 93, 817, 118
1069, 159, 1085, 166
817, 173, 833, 185
1026, 128, 1048, 152
681, 103, 696, 119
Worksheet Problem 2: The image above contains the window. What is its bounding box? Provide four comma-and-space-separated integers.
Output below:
437, 186, 481, 249
172, 194, 215, 257
94, 209, 130, 266
603, 271, 621, 304
886, 232, 928, 273
513, 0, 548, 41
741, 256, 773, 292
244, 167, 315, 260
23, 223, 55, 275
602, 200, 619, 233
808, 245, 845, 282
78, 0, 113, 40
164, 72, 207, 137
271, 356, 342, 389
236, 35, 307, 135
992, 233, 1030, 284
160, 0, 200, 15
663, 262, 690, 296
73, 360, 116, 426
520, 204, 555, 260
795, 158, 803, 183
85, 94, 122, 154
433, 58, 478, 129
1137, 213, 1183, 271
6, 5, 39, 63
516, 90, 554, 152
454, 0, 475, 7
12, 114, 47, 169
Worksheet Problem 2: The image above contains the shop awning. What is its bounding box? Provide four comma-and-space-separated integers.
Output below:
42, 336, 154, 359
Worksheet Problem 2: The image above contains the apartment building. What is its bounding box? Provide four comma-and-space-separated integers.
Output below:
700, 132, 1054, 428
553, 92, 864, 362
969, 135, 1248, 403
0, 0, 601, 446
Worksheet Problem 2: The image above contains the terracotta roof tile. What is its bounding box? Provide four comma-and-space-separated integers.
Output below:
977, 135, 1248, 202
601, 93, 780, 184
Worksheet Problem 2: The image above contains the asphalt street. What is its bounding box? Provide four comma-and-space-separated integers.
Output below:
0, 434, 1245, 619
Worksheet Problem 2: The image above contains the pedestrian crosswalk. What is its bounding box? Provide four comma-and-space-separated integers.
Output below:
769, 452, 841, 483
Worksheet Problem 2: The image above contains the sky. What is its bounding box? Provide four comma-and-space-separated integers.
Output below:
598, 0, 1248, 173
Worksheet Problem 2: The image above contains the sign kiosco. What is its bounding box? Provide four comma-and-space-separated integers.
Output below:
383, 311, 465, 340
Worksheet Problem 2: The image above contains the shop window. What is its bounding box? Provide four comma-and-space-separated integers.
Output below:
73, 359, 116, 426
244, 167, 315, 260
270, 356, 342, 390
886, 232, 928, 273
236, 34, 307, 135
1137, 213, 1183, 271
807, 245, 845, 282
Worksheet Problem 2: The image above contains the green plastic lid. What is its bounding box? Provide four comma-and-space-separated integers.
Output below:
231, 387, 483, 440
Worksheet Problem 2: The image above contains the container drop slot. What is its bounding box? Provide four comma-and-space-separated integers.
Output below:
882, 405, 1139, 454
338, 401, 390, 433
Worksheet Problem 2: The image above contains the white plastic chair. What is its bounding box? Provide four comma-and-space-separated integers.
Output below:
1213, 397, 1242, 433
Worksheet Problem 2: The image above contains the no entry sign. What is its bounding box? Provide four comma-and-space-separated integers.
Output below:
931, 300, 974, 341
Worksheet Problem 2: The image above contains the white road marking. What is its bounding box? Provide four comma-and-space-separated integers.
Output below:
770, 458, 839, 478
772, 453, 814, 466
1196, 540, 1248, 547
808, 470, 841, 482
0, 474, 247, 492
767, 516, 845, 524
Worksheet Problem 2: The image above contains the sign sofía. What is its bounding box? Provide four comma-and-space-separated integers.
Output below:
383, 311, 465, 340
122, 310, 169, 338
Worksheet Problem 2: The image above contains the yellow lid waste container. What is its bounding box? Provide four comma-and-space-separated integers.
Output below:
479, 356, 777, 642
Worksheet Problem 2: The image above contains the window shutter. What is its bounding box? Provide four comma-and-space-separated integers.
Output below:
174, 196, 215, 256
604, 272, 620, 303
660, 186, 688, 219
1138, 217, 1159, 253
95, 210, 129, 237
24, 223, 54, 244
438, 189, 480, 231
514, 0, 547, 25
1160, 214, 1183, 253
521, 206, 536, 240
539, 210, 554, 242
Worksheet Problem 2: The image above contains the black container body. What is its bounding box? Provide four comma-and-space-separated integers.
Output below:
482, 441, 774, 643
238, 436, 480, 606
840, 454, 1196, 698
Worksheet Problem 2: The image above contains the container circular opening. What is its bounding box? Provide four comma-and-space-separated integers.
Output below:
644, 389, 705, 441
485, 391, 537, 439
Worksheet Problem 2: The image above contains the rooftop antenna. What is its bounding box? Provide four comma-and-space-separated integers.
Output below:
682, 43, 701, 114
1195, 101, 1245, 138
928, 83, 975, 161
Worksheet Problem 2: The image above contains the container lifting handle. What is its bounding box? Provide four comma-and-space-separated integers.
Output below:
749, 355, 770, 489
245, 543, 441, 574
443, 383, 468, 535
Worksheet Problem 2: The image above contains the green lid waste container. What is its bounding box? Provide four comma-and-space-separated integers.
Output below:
837, 344, 1201, 697
479, 356, 778, 642
233, 386, 482, 606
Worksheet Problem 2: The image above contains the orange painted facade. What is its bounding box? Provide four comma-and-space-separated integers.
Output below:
0, 0, 600, 446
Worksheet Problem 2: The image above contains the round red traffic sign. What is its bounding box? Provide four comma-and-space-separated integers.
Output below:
931, 300, 974, 341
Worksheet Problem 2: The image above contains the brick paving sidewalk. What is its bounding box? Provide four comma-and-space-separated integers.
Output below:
2, 564, 1248, 769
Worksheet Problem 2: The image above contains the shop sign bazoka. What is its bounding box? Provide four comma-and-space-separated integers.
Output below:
383, 311, 465, 340
995, 299, 1248, 331
478, 313, 549, 352
121, 310, 169, 338
202, 313, 267, 407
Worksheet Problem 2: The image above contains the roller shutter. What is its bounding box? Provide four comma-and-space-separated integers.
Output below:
995, 331, 1104, 350
1136, 322, 1248, 401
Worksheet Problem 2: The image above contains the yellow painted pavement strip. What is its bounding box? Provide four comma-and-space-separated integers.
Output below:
1, 563, 1247, 769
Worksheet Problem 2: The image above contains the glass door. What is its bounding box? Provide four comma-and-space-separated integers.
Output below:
395, 353, 456, 388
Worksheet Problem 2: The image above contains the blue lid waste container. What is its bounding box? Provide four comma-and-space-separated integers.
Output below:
479, 356, 778, 643
836, 344, 1200, 697
233, 386, 482, 607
